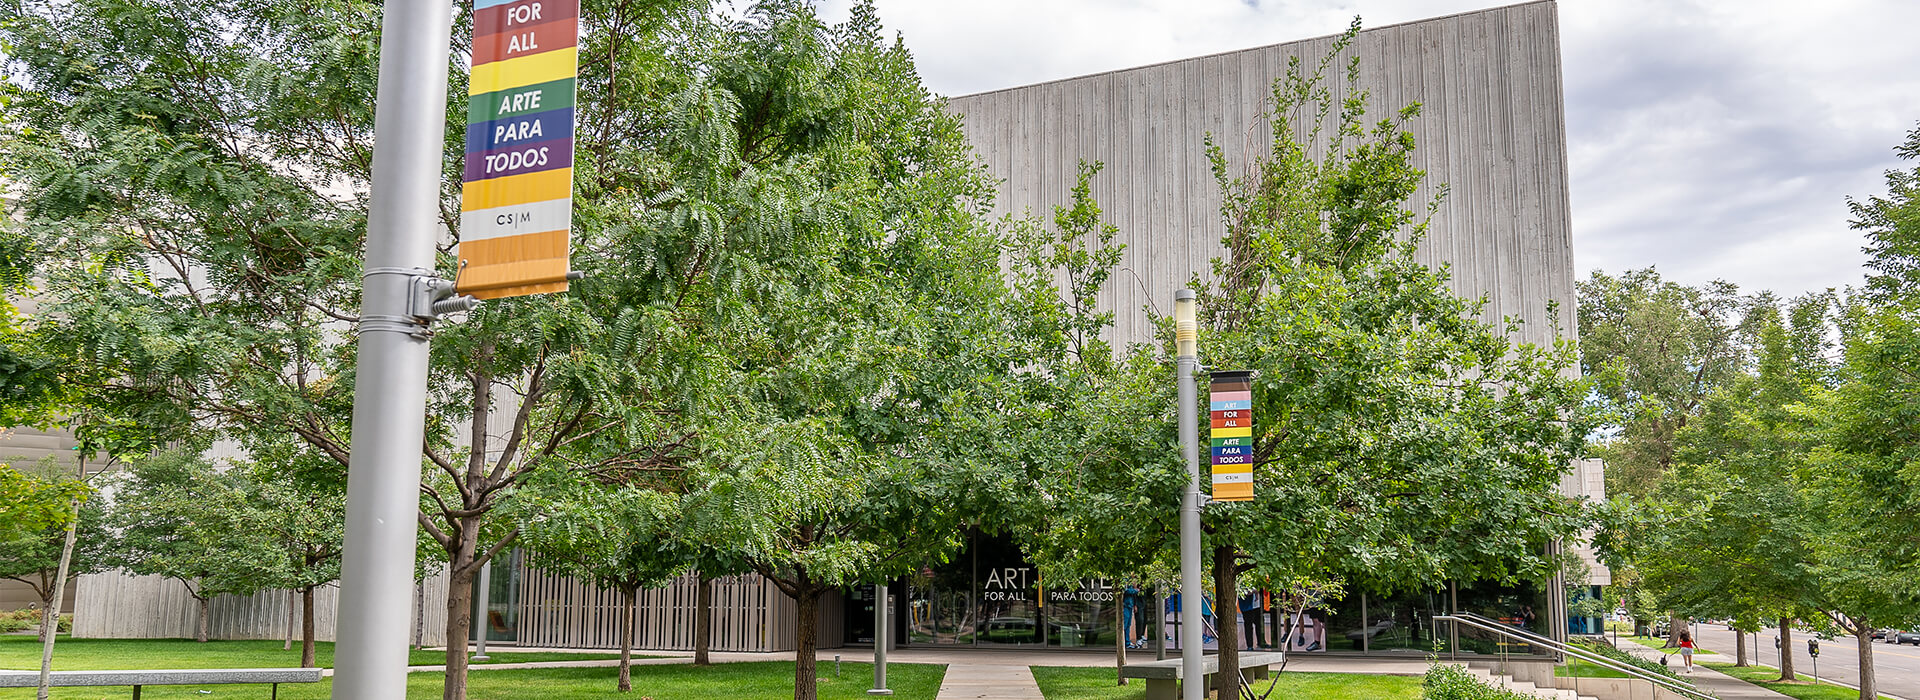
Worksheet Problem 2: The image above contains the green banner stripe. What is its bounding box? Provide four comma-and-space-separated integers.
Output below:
1210, 437, 1252, 447
468, 78, 577, 124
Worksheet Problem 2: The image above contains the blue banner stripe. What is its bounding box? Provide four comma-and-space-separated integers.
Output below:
465, 107, 575, 155
1210, 400, 1251, 410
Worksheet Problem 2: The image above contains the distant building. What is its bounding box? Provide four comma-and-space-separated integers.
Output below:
68, 0, 1604, 655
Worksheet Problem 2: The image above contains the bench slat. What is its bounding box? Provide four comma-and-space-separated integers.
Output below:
1119, 652, 1285, 680
0, 668, 323, 688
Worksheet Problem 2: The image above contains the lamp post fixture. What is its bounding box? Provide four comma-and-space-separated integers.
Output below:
1174, 289, 1204, 700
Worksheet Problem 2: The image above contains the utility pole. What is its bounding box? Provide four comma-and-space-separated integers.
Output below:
331, 0, 464, 696
1174, 289, 1204, 700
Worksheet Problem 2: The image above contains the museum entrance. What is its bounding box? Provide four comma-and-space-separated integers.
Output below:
875, 531, 1122, 649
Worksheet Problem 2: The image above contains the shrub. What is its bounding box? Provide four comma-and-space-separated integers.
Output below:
0, 609, 41, 633
1423, 663, 1538, 700
0, 609, 69, 634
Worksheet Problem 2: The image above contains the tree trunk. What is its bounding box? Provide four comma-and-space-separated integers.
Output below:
301, 585, 318, 668
1114, 589, 1127, 686
1735, 627, 1747, 667
695, 573, 713, 666
793, 580, 820, 700
196, 595, 211, 643
1854, 622, 1876, 700
442, 539, 479, 700
1667, 612, 1685, 648
619, 585, 636, 692
1211, 545, 1239, 700
414, 577, 426, 650
1777, 619, 1796, 682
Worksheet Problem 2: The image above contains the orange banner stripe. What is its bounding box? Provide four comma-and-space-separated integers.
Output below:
457, 229, 570, 297
1213, 483, 1255, 501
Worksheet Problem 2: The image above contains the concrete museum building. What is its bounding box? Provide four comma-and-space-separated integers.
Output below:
57, 0, 1608, 656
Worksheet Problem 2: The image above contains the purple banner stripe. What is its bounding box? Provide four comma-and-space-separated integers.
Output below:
463, 137, 575, 182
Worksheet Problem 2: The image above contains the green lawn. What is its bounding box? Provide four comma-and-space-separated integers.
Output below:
1029, 666, 1422, 700
1625, 635, 1715, 655
0, 644, 943, 700
0, 636, 622, 670
1702, 661, 1899, 700
1555, 658, 1629, 678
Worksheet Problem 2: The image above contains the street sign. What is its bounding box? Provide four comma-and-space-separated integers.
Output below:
1209, 370, 1256, 502
457, 0, 580, 300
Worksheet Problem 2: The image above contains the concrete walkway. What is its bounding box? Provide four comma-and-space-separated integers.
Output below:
1613, 638, 1796, 699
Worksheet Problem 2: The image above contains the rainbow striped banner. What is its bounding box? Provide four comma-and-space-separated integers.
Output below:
457, 0, 578, 300
1209, 370, 1256, 502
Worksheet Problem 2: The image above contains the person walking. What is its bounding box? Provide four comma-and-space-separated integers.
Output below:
1678, 630, 1697, 672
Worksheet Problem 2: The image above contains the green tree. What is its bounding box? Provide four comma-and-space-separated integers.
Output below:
0, 465, 86, 541
515, 473, 684, 692
106, 451, 287, 642
1178, 26, 1591, 696
0, 479, 107, 644
1578, 269, 1757, 499
1856, 122, 1920, 301
0, 0, 707, 694
244, 448, 345, 668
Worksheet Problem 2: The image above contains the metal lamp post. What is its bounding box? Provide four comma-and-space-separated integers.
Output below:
870, 583, 891, 695
1174, 289, 1204, 700
331, 0, 458, 696
472, 561, 492, 661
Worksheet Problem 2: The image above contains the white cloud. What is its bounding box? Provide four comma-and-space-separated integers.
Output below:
818, 0, 1920, 298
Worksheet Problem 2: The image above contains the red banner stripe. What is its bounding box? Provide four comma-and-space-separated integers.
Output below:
473, 0, 576, 41
473, 20, 577, 67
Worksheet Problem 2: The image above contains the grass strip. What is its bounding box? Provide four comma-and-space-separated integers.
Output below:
1556, 658, 1630, 678
1031, 666, 1422, 700
0, 660, 943, 699
1702, 661, 1900, 700
0, 635, 624, 670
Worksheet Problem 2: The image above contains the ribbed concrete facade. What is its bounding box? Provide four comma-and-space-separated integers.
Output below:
947, 0, 1577, 352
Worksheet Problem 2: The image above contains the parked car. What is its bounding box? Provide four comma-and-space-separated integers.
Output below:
1896, 630, 1920, 645
1874, 628, 1892, 641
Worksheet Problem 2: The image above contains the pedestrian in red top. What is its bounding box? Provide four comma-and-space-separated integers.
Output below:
1678, 630, 1696, 671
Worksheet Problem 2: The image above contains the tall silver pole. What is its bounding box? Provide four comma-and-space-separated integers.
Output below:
869, 583, 891, 695
1174, 289, 1203, 700
332, 0, 453, 696
472, 561, 492, 661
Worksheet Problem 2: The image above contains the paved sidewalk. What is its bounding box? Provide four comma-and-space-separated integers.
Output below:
1614, 638, 1795, 699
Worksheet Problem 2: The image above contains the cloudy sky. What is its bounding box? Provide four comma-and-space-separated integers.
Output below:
816, 0, 1920, 298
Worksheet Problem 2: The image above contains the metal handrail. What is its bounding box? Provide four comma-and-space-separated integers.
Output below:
1435, 613, 1717, 700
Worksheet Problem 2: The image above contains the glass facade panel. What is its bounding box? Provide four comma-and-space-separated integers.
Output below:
884, 531, 1552, 657
1042, 578, 1117, 648
481, 549, 521, 643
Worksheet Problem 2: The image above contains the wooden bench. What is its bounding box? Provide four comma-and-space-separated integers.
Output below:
0, 667, 324, 699
1119, 651, 1286, 700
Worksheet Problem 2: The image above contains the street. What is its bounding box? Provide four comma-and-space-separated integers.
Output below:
1679, 624, 1920, 700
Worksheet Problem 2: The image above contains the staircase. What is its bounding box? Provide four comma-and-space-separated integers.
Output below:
1456, 659, 1599, 700
1436, 613, 1719, 700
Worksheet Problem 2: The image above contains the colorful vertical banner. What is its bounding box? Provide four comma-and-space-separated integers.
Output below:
1209, 370, 1256, 502
457, 0, 580, 300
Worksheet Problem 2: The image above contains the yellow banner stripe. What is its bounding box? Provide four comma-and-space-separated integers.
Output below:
469, 47, 578, 96
1211, 426, 1252, 438
461, 168, 573, 211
